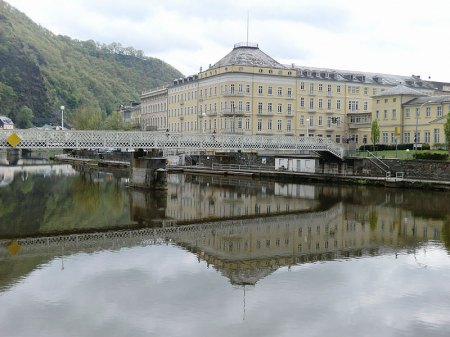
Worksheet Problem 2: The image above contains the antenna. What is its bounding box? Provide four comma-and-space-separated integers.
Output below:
246, 11, 249, 45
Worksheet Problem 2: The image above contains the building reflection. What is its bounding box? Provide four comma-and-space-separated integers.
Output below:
171, 202, 444, 285
2, 200, 446, 290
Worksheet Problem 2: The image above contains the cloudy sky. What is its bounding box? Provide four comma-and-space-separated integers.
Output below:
5, 0, 450, 82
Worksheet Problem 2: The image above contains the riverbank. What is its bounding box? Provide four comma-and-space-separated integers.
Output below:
54, 154, 450, 191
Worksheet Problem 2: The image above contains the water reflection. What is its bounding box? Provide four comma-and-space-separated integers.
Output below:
1, 165, 450, 336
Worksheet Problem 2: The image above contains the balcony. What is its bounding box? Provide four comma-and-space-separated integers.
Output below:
222, 90, 245, 97
221, 109, 245, 116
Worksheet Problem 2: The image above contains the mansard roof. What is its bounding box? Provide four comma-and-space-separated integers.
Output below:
210, 42, 286, 69
374, 84, 427, 97
404, 95, 450, 106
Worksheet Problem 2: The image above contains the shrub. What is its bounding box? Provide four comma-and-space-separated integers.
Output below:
358, 143, 430, 151
413, 152, 449, 160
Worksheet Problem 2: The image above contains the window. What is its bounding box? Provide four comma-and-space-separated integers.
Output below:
268, 86, 273, 95
318, 116, 323, 126
258, 102, 263, 114
309, 98, 314, 110
300, 115, 305, 126
277, 87, 282, 96
426, 107, 431, 117
364, 101, 368, 111
336, 100, 341, 110
287, 120, 292, 132
246, 85, 250, 93
238, 101, 243, 112
245, 118, 250, 129
287, 104, 292, 114
382, 132, 388, 144
384, 110, 388, 119
230, 84, 235, 93
300, 82, 305, 90
268, 119, 272, 130
404, 132, 410, 143
309, 117, 314, 127
434, 129, 440, 143
318, 84, 323, 92
405, 108, 410, 118
277, 103, 282, 113
257, 119, 262, 131
238, 117, 242, 129
287, 87, 292, 97
309, 83, 314, 94
348, 100, 359, 111
318, 99, 323, 109
327, 99, 332, 110
425, 130, 431, 143
277, 119, 282, 131
437, 106, 443, 117
336, 135, 341, 143
327, 84, 332, 94
238, 84, 243, 92
392, 109, 397, 119
246, 102, 250, 112
268, 103, 273, 113
300, 97, 305, 107
336, 85, 341, 93
258, 85, 263, 95
364, 87, 368, 95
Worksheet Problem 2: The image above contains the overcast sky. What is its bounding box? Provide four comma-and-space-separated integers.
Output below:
5, 0, 450, 82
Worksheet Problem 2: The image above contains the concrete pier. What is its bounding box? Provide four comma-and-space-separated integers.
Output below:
129, 151, 167, 189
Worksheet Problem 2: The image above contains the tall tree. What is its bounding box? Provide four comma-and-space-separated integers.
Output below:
15, 106, 34, 128
69, 106, 103, 130
444, 113, 450, 151
105, 110, 126, 130
370, 119, 380, 152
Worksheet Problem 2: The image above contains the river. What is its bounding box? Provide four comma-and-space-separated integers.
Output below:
1, 155, 450, 337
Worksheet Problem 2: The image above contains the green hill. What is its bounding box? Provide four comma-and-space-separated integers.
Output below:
0, 0, 183, 126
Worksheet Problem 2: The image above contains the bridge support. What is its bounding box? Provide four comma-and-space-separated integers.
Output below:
129, 150, 167, 189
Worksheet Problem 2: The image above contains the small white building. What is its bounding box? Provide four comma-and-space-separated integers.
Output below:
275, 157, 318, 173
0, 116, 14, 130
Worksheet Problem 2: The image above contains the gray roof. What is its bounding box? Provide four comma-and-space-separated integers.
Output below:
210, 43, 286, 69
0, 116, 13, 124
404, 95, 450, 106
374, 84, 427, 97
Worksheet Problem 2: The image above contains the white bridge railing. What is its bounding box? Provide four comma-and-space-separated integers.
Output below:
0, 130, 344, 159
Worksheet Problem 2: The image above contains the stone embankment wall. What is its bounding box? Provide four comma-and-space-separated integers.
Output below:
353, 158, 450, 180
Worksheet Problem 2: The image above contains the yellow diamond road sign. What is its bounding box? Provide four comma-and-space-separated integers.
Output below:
6, 133, 22, 147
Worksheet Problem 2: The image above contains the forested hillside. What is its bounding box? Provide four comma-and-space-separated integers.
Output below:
0, 0, 183, 126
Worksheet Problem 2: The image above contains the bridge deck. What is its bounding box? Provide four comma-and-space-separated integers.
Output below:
0, 130, 345, 159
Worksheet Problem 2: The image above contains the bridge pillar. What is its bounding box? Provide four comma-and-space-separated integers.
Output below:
129, 151, 167, 189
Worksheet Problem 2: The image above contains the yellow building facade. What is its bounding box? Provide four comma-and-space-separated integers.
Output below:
140, 43, 450, 147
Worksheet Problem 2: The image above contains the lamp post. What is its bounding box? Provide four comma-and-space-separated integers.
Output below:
306, 118, 310, 137
60, 105, 65, 130
414, 100, 431, 152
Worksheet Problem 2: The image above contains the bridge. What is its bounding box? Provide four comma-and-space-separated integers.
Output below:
0, 130, 345, 159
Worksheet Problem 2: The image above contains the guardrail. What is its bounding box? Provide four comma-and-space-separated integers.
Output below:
0, 130, 345, 159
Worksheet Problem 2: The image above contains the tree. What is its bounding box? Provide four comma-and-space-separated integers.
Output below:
444, 113, 450, 152
104, 110, 125, 130
69, 106, 103, 130
15, 106, 34, 128
370, 119, 380, 152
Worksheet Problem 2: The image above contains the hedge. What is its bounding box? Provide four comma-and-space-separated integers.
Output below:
358, 143, 430, 151
413, 152, 449, 160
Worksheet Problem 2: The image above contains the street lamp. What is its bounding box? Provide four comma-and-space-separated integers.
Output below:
306, 118, 310, 137
414, 100, 431, 152
60, 105, 65, 130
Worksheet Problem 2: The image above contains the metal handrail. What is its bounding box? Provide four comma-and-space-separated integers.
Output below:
0, 130, 345, 159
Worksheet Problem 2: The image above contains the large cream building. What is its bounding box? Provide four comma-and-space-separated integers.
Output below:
139, 43, 450, 147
